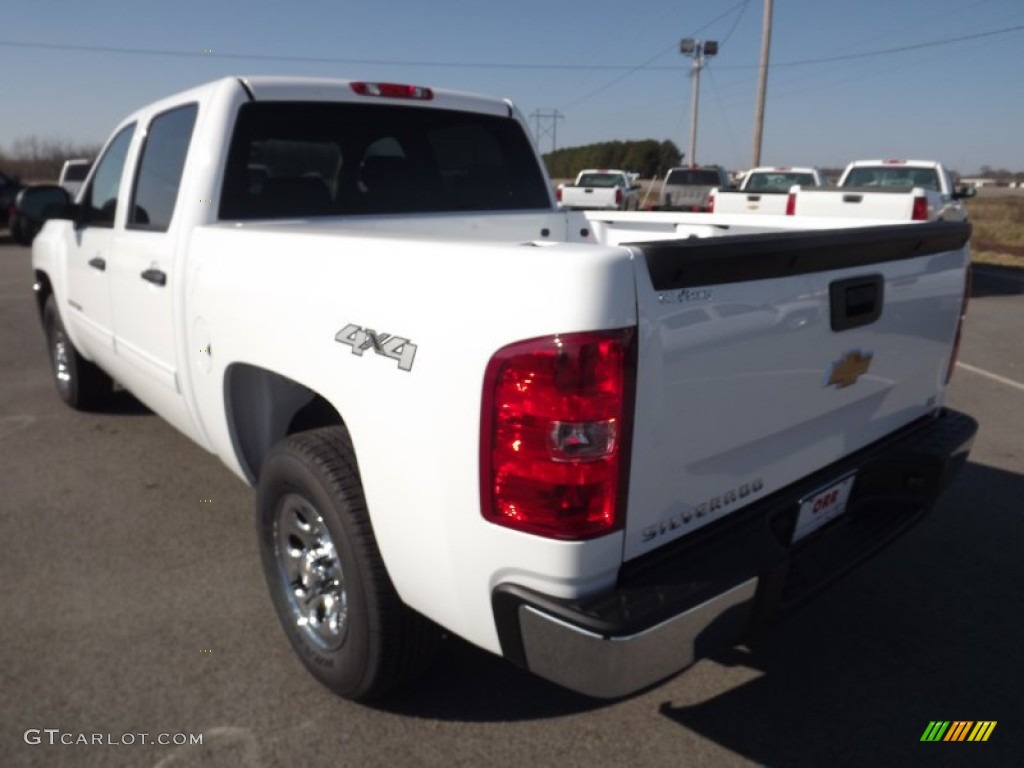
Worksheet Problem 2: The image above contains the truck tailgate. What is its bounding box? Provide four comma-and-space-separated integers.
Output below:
562, 186, 616, 209
622, 221, 970, 560
793, 187, 918, 218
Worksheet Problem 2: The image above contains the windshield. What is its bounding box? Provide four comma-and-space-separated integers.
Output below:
219, 102, 551, 219
63, 163, 91, 182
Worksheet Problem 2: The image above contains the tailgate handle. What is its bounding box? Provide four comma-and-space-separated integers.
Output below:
87, 257, 106, 271
746, 194, 761, 201
829, 274, 883, 331
842, 194, 863, 203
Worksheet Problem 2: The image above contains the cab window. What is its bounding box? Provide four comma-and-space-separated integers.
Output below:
129, 104, 199, 231
80, 124, 135, 227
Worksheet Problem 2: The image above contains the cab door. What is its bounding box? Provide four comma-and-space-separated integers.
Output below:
108, 103, 199, 432
64, 124, 135, 368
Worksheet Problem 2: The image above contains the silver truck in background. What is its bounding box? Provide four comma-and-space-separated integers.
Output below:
656, 165, 730, 211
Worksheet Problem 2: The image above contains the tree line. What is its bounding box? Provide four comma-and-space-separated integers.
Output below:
543, 140, 683, 180
0, 137, 102, 181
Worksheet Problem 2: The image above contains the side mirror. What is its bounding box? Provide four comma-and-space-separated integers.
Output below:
16, 185, 74, 221
952, 184, 976, 200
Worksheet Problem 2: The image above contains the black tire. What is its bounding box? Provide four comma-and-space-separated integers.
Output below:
42, 294, 112, 410
257, 426, 440, 701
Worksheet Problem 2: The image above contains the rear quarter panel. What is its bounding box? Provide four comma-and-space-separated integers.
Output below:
184, 224, 638, 653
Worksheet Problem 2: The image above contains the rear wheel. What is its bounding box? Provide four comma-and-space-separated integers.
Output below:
257, 426, 440, 701
42, 294, 112, 410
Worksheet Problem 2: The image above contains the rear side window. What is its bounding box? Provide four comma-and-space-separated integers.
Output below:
81, 124, 135, 227
129, 104, 198, 231
219, 102, 550, 219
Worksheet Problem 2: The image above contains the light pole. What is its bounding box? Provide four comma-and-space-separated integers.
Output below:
680, 38, 717, 166
751, 0, 773, 167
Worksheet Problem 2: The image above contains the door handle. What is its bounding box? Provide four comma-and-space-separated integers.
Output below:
88, 257, 106, 271
140, 269, 167, 287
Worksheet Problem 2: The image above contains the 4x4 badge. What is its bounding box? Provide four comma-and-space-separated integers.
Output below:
335, 324, 417, 372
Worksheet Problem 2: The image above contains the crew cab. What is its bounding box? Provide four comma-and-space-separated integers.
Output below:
657, 165, 730, 211
787, 159, 974, 221
28, 76, 976, 701
556, 169, 640, 210
710, 166, 827, 215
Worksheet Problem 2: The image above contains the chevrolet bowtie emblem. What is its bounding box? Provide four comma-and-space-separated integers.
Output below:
825, 349, 874, 389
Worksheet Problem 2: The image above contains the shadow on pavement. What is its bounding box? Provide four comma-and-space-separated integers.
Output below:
374, 634, 607, 721
971, 265, 1024, 298
105, 387, 152, 416
369, 461, 1023, 740
657, 461, 1023, 767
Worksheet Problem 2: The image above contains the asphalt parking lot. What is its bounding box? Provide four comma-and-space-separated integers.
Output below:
1, 234, 1021, 767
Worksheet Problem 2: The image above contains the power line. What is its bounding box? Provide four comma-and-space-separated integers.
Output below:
760, 22, 1024, 68
1, 22, 1022, 73
0, 37, 675, 70
720, 0, 752, 46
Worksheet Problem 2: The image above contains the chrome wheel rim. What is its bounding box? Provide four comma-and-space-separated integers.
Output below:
51, 330, 72, 395
274, 493, 348, 650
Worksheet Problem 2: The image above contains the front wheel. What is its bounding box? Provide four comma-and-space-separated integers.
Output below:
257, 427, 440, 701
42, 294, 112, 410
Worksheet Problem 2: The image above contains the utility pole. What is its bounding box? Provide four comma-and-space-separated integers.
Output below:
680, 38, 717, 166
751, 0, 773, 167
529, 109, 564, 154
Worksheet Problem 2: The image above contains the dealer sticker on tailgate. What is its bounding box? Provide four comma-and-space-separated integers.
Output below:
792, 474, 856, 543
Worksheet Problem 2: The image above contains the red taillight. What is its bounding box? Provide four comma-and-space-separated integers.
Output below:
785, 192, 796, 215
350, 81, 434, 100
615, 187, 623, 205
707, 191, 715, 212
945, 266, 971, 384
480, 329, 636, 540
911, 195, 928, 221
556, 187, 563, 202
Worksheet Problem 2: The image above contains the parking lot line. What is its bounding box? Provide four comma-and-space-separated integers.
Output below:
957, 362, 1024, 393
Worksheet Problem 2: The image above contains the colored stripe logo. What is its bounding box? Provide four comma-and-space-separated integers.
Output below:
921, 721, 996, 742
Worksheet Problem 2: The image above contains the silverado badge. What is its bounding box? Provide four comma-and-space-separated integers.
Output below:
825, 349, 873, 389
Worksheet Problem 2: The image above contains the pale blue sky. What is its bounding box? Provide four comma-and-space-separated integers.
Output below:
2, 0, 1022, 174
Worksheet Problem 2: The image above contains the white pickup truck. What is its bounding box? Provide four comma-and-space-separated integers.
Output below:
710, 166, 827, 215
556, 169, 640, 211
787, 159, 974, 221
28, 76, 977, 701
